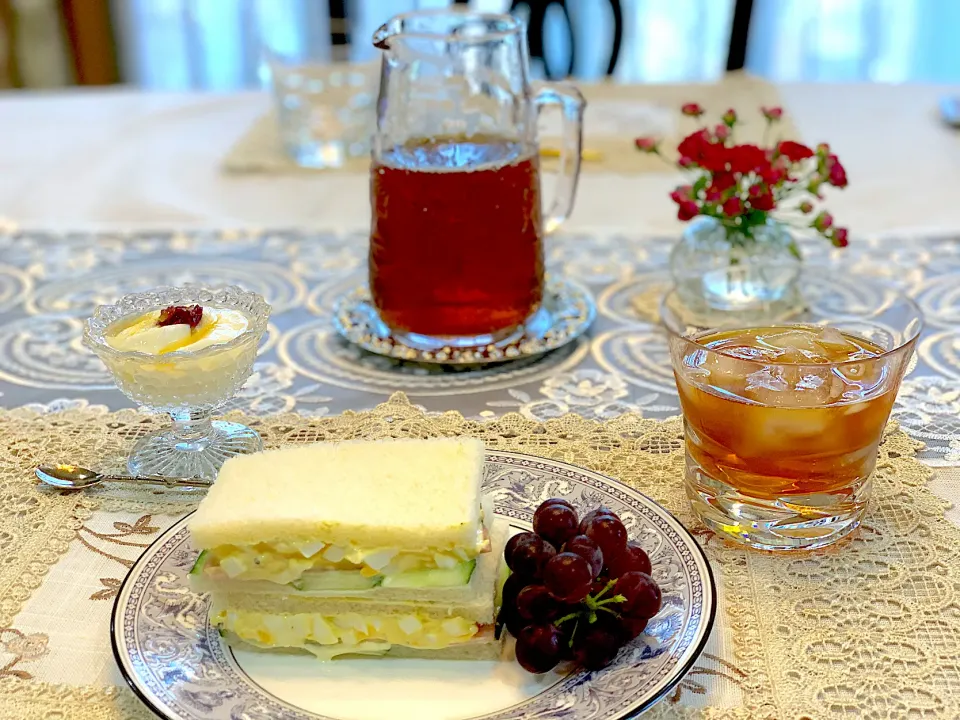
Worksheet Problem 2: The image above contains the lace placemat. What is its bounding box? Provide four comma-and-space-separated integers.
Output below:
222, 73, 798, 176
0, 393, 955, 719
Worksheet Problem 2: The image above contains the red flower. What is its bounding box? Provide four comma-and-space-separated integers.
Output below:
709, 172, 737, 193
702, 144, 731, 172
748, 184, 776, 211
777, 140, 814, 162
727, 144, 767, 174
635, 137, 658, 153
826, 155, 848, 188
670, 185, 694, 204
760, 165, 786, 185
660, 101, 849, 249
677, 129, 728, 172
813, 211, 834, 231
677, 129, 708, 164
722, 197, 744, 216
677, 201, 699, 221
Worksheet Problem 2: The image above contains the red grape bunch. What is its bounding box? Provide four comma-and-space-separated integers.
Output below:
500, 498, 662, 674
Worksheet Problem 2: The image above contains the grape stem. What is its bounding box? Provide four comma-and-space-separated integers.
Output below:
554, 580, 625, 626
591, 578, 618, 602
568, 617, 580, 649
553, 579, 626, 637
591, 594, 627, 609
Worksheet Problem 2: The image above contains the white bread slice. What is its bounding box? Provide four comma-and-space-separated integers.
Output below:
188, 438, 485, 550
201, 519, 508, 624
222, 625, 504, 661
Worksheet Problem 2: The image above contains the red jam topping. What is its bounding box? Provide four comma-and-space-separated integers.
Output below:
157, 305, 203, 329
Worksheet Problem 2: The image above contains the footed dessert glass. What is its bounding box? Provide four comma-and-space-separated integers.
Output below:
83, 286, 270, 481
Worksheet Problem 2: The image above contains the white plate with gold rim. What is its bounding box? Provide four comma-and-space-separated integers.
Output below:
112, 450, 715, 720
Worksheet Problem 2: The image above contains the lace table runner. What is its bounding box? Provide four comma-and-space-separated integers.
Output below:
0, 393, 956, 720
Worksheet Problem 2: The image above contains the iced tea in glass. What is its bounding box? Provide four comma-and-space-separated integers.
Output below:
663, 289, 922, 551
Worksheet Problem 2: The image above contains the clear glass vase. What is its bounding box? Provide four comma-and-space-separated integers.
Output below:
669, 216, 801, 314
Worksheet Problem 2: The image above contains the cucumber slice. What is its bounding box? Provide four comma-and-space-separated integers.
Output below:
294, 570, 381, 592
190, 550, 209, 575
381, 560, 476, 589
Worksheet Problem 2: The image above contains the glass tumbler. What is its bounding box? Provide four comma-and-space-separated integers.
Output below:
262, 35, 377, 169
662, 285, 922, 551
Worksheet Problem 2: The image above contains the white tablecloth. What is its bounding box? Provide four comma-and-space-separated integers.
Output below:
1, 83, 958, 234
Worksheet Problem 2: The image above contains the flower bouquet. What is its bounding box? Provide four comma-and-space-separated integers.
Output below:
636, 104, 849, 313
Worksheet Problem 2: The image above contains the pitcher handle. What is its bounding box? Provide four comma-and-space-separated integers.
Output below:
532, 81, 585, 234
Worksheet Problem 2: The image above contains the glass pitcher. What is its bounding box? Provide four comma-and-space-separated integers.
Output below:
369, 9, 584, 350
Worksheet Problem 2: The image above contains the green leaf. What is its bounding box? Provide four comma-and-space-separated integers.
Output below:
788, 240, 802, 260
692, 175, 709, 196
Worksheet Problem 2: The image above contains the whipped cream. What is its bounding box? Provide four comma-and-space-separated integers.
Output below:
105, 307, 249, 354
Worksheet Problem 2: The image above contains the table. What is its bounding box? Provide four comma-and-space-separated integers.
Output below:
0, 83, 959, 233
0, 80, 959, 719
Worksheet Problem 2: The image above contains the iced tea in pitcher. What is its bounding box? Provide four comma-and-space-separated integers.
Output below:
370, 10, 584, 348
370, 137, 544, 340
664, 289, 922, 551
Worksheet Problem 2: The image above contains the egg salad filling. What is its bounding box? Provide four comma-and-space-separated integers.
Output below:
214, 608, 481, 658
196, 523, 490, 587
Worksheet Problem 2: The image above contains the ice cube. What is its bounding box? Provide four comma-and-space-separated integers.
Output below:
836, 350, 885, 390
687, 349, 744, 388
762, 329, 831, 363
751, 406, 831, 439
813, 326, 856, 354
746, 367, 788, 392
762, 329, 820, 353
723, 345, 783, 362
682, 348, 711, 378
795, 374, 824, 390
744, 367, 845, 407
839, 362, 867, 381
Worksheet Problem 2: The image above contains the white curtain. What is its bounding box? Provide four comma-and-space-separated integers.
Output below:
746, 0, 960, 82
110, 0, 738, 90
10, 0, 960, 90
113, 0, 333, 90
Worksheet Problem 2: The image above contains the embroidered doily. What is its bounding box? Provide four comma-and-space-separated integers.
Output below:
0, 393, 955, 719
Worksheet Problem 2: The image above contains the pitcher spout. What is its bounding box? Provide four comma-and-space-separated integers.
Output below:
372, 23, 392, 51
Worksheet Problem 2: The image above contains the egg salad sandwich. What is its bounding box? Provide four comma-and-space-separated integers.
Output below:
187, 437, 506, 660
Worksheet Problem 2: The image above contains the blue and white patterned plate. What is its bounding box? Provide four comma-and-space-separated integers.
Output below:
112, 451, 716, 720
